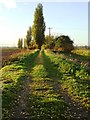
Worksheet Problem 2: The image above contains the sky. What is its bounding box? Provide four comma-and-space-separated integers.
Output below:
0, 0, 89, 47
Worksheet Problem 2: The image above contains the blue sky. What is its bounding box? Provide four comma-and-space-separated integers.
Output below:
0, 0, 88, 47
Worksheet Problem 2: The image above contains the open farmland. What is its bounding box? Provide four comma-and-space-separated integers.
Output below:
72, 49, 90, 56
1, 47, 34, 67
1, 48, 90, 120
1, 47, 21, 67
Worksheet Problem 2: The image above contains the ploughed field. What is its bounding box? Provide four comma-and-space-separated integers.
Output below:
1, 48, 90, 120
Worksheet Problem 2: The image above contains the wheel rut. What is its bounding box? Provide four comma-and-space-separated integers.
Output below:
10, 76, 31, 119
53, 80, 89, 120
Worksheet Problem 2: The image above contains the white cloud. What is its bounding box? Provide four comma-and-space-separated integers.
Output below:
0, 0, 16, 9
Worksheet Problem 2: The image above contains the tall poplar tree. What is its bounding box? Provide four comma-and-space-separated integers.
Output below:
25, 26, 32, 49
32, 3, 46, 49
18, 38, 23, 49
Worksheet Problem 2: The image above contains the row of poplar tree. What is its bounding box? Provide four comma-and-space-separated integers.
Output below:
18, 3, 74, 52
18, 3, 45, 50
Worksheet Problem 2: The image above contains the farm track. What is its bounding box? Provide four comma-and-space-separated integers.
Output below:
12, 51, 44, 119
9, 51, 44, 119
2, 50, 90, 120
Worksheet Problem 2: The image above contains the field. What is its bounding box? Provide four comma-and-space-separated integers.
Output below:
0, 48, 90, 120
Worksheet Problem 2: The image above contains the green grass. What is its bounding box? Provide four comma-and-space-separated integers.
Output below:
72, 49, 90, 56
1, 50, 39, 118
27, 51, 69, 120
2, 49, 90, 119
31, 65, 48, 78
45, 50, 90, 109
27, 93, 68, 120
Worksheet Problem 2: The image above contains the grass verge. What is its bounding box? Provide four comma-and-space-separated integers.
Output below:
1, 50, 39, 119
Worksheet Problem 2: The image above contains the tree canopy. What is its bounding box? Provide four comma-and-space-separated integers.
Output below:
45, 35, 55, 49
32, 3, 46, 49
24, 26, 32, 49
18, 38, 23, 49
55, 35, 74, 52
17, 3, 74, 52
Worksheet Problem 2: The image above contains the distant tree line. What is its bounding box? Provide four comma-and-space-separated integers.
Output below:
74, 46, 90, 50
